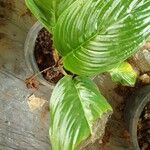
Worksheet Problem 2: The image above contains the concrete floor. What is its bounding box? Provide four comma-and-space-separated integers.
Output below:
0, 0, 150, 150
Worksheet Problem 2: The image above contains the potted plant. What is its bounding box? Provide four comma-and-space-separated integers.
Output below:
25, 0, 150, 149
125, 85, 150, 150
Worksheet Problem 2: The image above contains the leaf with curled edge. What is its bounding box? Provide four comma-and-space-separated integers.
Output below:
110, 62, 137, 86
49, 76, 112, 150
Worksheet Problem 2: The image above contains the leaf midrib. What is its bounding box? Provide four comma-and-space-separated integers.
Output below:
63, 16, 128, 60
60, 2, 140, 60
72, 79, 92, 133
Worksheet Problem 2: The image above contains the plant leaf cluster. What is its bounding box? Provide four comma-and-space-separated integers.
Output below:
26, 0, 150, 149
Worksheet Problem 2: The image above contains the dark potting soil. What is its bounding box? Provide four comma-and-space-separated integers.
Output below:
137, 102, 150, 150
34, 28, 64, 84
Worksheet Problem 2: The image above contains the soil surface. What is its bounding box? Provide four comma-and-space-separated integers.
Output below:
34, 28, 64, 84
137, 102, 150, 150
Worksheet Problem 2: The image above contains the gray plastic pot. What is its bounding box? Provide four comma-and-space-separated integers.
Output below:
24, 22, 55, 88
124, 85, 150, 150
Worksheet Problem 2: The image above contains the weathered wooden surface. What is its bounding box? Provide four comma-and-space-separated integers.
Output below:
0, 71, 51, 150
0, 1, 52, 149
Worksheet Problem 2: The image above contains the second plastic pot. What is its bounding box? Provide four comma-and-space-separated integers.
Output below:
124, 85, 150, 150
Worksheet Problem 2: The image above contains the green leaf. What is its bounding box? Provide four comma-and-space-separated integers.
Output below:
53, 0, 150, 75
110, 62, 137, 86
25, 0, 53, 32
49, 76, 112, 150
25, 0, 77, 31
26, 0, 150, 76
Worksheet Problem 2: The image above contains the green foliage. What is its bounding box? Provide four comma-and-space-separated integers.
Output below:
25, 0, 77, 31
110, 62, 137, 86
25, 0, 53, 32
26, 0, 150, 76
50, 76, 112, 150
25, 0, 150, 149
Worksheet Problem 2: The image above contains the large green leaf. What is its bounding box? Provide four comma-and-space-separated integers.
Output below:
53, 0, 150, 75
26, 0, 150, 76
50, 76, 112, 150
110, 62, 137, 86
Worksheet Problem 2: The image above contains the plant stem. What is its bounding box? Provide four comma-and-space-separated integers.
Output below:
58, 58, 63, 65
28, 66, 53, 81
28, 65, 68, 82
59, 66, 68, 76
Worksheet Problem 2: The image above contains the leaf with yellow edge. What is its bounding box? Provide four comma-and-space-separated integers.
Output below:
110, 62, 137, 86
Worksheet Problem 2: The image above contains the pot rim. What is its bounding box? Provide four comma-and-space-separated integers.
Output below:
24, 21, 55, 89
125, 85, 150, 150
